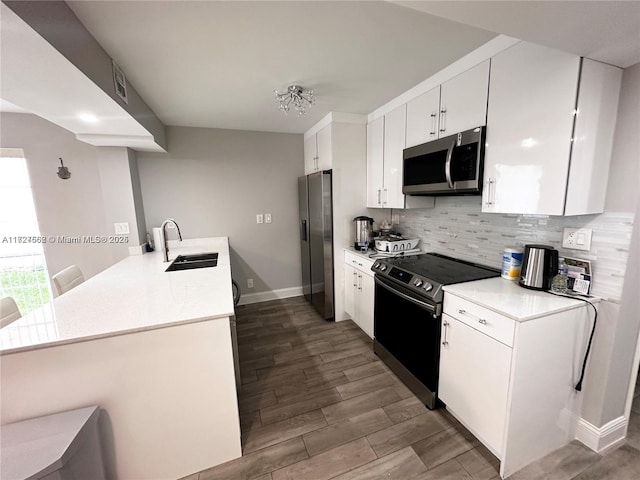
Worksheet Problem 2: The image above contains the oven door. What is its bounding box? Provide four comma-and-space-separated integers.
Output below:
373, 275, 442, 409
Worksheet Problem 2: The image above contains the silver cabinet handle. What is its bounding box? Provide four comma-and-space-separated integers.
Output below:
442, 320, 449, 346
458, 309, 487, 325
485, 178, 495, 206
430, 113, 437, 136
357, 273, 362, 291
353, 271, 357, 287
377, 189, 381, 206
439, 108, 447, 133
382, 188, 388, 206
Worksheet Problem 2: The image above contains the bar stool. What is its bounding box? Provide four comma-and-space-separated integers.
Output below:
52, 265, 84, 295
0, 296, 21, 328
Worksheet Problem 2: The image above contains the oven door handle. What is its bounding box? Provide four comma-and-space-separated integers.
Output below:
375, 276, 436, 314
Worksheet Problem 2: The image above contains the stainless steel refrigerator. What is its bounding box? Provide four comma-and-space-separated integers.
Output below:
298, 170, 334, 320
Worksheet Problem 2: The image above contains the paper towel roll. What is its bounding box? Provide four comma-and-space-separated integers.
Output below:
152, 227, 162, 252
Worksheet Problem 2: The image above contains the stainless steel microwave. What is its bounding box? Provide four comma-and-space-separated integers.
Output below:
402, 126, 485, 196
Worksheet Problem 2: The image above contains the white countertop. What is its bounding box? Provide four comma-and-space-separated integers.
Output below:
443, 277, 597, 321
0, 237, 234, 355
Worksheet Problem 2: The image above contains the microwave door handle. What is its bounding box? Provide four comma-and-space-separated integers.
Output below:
445, 138, 455, 189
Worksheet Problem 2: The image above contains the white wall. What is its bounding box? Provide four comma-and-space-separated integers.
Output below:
1, 113, 147, 290
596, 62, 640, 424
136, 126, 303, 296
97, 147, 147, 259
1, 113, 114, 285
605, 62, 640, 212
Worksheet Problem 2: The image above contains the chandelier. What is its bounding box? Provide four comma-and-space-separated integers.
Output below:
274, 85, 315, 116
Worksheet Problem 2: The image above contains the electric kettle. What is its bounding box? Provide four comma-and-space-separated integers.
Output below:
519, 244, 559, 291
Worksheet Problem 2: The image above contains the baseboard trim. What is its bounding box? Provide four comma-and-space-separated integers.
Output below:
575, 415, 627, 453
236, 287, 303, 306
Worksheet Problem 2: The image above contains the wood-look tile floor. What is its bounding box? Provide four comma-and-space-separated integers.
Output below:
182, 297, 640, 480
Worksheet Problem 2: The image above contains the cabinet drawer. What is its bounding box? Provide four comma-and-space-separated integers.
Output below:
444, 294, 515, 347
344, 251, 374, 275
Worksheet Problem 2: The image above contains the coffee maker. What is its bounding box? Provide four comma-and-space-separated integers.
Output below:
353, 216, 374, 250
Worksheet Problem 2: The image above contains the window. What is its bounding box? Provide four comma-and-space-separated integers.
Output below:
0, 150, 56, 341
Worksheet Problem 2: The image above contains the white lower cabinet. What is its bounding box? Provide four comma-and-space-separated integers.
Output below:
440, 313, 512, 456
440, 291, 593, 479
344, 251, 374, 338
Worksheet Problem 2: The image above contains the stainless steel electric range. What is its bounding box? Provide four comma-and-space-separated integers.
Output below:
371, 252, 500, 409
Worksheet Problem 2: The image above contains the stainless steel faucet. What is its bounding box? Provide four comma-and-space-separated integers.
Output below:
160, 218, 183, 262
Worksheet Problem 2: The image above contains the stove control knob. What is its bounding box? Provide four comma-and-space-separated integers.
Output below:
379, 265, 387, 271
372, 262, 379, 269
423, 282, 433, 292
414, 279, 423, 287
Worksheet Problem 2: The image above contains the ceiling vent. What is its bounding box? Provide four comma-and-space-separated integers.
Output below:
112, 60, 128, 104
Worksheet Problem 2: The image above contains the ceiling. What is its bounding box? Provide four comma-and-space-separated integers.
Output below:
2, 1, 639, 138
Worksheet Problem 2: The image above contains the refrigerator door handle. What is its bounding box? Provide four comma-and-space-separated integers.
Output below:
300, 219, 307, 241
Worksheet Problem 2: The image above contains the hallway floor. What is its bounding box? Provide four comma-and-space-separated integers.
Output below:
182, 297, 640, 480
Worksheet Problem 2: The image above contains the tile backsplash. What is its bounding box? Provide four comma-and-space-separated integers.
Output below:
397, 197, 635, 302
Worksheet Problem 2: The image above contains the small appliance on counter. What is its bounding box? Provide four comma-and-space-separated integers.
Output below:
374, 234, 420, 253
519, 244, 559, 291
353, 216, 374, 250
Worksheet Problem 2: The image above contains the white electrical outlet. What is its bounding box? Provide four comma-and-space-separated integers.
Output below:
391, 213, 400, 225
562, 227, 593, 251
247, 278, 254, 288
114, 222, 130, 234
256, 214, 263, 224
265, 213, 272, 224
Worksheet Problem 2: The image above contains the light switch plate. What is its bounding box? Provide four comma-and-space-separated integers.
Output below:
114, 222, 130, 234
265, 213, 272, 224
562, 227, 592, 251
256, 214, 263, 224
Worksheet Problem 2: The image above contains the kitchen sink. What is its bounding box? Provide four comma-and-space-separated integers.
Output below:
165, 252, 218, 272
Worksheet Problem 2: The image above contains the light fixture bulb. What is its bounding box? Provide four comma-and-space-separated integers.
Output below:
78, 113, 99, 123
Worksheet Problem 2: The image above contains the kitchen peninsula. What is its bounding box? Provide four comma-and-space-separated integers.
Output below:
0, 237, 241, 480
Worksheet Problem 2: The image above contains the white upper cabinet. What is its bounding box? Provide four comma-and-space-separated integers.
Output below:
382, 104, 408, 209
483, 42, 622, 216
406, 86, 440, 148
367, 107, 435, 210
304, 124, 332, 174
316, 124, 332, 171
303, 134, 317, 174
366, 116, 385, 207
564, 59, 623, 215
406, 60, 490, 148
440, 60, 490, 137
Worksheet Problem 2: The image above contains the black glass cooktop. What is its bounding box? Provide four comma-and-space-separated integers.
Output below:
386, 252, 500, 285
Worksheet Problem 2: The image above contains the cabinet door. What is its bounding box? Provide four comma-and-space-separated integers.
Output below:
303, 134, 317, 175
383, 104, 407, 209
564, 59, 622, 216
406, 86, 440, 148
439, 60, 490, 137
358, 273, 375, 339
366, 117, 385, 208
483, 42, 579, 215
439, 314, 511, 456
344, 264, 356, 319
316, 124, 332, 171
